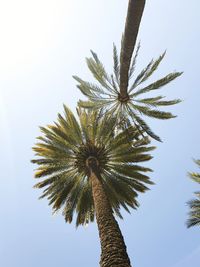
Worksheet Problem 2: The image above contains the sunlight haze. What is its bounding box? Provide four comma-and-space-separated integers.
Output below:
0, 1, 199, 266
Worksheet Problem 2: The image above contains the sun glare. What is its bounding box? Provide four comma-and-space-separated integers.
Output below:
0, 0, 70, 76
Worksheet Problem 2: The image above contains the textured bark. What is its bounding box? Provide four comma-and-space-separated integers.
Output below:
87, 158, 131, 267
120, 0, 146, 98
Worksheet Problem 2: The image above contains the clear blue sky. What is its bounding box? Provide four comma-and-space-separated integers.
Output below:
0, 0, 199, 266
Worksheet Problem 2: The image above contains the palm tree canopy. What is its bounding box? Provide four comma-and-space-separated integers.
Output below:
187, 159, 200, 228
73, 46, 182, 142
32, 106, 155, 226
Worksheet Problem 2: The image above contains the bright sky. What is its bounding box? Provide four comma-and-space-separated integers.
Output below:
0, 0, 199, 266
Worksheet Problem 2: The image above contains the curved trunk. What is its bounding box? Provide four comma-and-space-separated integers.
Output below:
88, 166, 132, 267
120, 0, 146, 98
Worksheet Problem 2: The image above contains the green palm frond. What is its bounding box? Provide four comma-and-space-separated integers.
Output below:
131, 72, 182, 96
74, 45, 182, 141
128, 42, 140, 79
187, 159, 200, 228
32, 106, 154, 226
139, 51, 166, 84
113, 43, 120, 85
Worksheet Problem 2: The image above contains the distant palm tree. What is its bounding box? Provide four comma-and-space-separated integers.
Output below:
73, 47, 182, 142
120, 0, 146, 98
32, 106, 155, 267
187, 159, 200, 228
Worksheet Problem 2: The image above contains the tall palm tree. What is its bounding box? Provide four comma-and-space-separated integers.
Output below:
187, 159, 200, 228
120, 0, 146, 98
32, 106, 155, 266
73, 47, 182, 141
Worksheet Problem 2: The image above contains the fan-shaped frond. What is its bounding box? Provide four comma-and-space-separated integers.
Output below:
32, 106, 154, 226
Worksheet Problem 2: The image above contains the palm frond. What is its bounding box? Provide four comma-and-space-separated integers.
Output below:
130, 103, 176, 120
113, 43, 120, 85
86, 51, 117, 94
127, 107, 162, 142
187, 159, 200, 228
128, 42, 140, 79
187, 216, 200, 228
129, 60, 153, 93
153, 99, 182, 106
140, 51, 166, 84
132, 72, 183, 97
188, 172, 200, 184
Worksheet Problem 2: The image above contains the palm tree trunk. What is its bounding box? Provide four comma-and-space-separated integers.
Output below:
87, 158, 131, 267
120, 0, 146, 98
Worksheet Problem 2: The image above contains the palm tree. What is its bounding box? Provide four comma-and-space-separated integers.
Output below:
120, 0, 146, 98
187, 159, 200, 228
73, 47, 182, 142
32, 105, 155, 266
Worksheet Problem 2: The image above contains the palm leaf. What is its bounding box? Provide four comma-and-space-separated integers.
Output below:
132, 72, 183, 97
127, 106, 162, 142
140, 51, 166, 84
131, 103, 176, 120
113, 43, 120, 85
128, 42, 140, 79
129, 60, 153, 93
187, 159, 200, 228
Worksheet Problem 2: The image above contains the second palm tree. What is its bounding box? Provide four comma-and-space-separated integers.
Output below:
32, 106, 154, 266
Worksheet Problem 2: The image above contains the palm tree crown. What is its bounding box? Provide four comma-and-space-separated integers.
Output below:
73, 45, 182, 141
32, 106, 155, 226
187, 159, 200, 228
